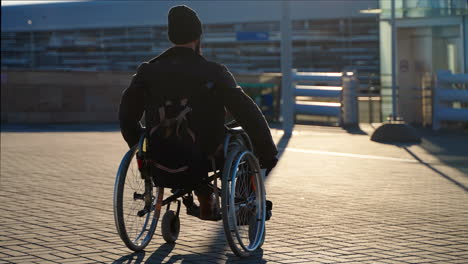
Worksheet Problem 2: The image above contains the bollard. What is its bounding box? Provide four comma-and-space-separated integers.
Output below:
341, 72, 359, 126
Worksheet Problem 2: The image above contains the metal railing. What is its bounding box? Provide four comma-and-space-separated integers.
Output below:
292, 70, 359, 126
433, 70, 468, 130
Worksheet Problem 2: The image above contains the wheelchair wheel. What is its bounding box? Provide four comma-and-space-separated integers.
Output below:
222, 146, 266, 257
114, 147, 164, 251
161, 210, 180, 243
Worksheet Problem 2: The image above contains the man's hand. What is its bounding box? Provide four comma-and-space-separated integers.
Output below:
260, 156, 278, 177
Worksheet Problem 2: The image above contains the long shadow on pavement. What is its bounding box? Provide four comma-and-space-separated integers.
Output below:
343, 125, 368, 135
369, 126, 467, 192
110, 218, 231, 264
275, 132, 291, 160
225, 249, 266, 264
144, 243, 176, 263
144, 245, 265, 264
402, 146, 467, 192
266, 132, 291, 179
417, 129, 468, 176
112, 251, 146, 264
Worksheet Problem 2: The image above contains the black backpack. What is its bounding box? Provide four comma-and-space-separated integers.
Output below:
145, 97, 205, 189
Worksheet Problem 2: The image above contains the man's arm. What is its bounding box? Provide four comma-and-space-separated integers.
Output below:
118, 63, 147, 148
214, 65, 278, 168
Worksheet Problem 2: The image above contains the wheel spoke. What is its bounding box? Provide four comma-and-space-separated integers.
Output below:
222, 149, 266, 256
114, 148, 162, 251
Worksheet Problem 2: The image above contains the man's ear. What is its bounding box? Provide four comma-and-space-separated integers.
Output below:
195, 39, 202, 55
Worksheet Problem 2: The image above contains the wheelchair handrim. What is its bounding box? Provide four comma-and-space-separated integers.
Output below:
229, 150, 266, 252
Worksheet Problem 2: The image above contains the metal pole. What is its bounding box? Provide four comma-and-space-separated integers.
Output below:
369, 91, 373, 123
280, 0, 293, 135
29, 20, 35, 69
391, 0, 397, 120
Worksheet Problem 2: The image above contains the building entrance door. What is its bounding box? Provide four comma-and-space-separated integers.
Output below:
396, 25, 463, 125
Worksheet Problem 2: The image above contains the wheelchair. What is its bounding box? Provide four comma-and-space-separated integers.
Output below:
113, 122, 267, 257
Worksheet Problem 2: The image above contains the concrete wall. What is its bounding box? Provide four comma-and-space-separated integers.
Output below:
0, 70, 282, 124
1, 70, 131, 123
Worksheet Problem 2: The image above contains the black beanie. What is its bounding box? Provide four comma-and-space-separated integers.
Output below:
168, 5, 202, 44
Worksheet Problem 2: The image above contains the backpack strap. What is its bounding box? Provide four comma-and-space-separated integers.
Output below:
159, 106, 165, 121
175, 107, 191, 125
186, 128, 196, 142
174, 106, 194, 139
149, 99, 196, 142
149, 103, 168, 136
150, 160, 189, 173
149, 105, 166, 135
174, 98, 195, 142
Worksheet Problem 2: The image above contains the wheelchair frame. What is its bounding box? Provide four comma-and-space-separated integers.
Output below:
113, 125, 266, 257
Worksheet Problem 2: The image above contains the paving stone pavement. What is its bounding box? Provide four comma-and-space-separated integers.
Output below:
0, 124, 467, 264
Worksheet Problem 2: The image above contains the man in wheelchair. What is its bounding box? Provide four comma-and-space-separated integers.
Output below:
118, 5, 278, 221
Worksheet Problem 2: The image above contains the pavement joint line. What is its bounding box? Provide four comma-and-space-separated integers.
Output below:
282, 147, 419, 163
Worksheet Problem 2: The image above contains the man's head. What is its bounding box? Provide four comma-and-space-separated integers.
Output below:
168, 5, 202, 51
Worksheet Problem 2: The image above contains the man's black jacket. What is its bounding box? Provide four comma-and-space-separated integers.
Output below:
118, 47, 278, 166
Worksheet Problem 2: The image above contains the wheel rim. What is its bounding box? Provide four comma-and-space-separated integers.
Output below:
115, 148, 163, 250
228, 151, 266, 252
124, 152, 151, 245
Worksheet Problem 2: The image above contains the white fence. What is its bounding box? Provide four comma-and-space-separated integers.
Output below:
433, 70, 468, 130
293, 70, 358, 126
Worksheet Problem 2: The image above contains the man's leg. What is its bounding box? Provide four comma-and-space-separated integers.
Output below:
195, 153, 223, 220
195, 184, 219, 220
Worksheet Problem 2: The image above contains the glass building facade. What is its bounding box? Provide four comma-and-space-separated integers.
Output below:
1, 1, 380, 92
379, 0, 468, 122
1, 18, 379, 76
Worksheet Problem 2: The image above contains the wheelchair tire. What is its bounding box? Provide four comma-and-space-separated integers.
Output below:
249, 220, 265, 249
161, 210, 180, 243
222, 145, 266, 257
114, 147, 164, 251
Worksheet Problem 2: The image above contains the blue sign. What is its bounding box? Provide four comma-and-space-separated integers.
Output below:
236, 32, 269, 41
